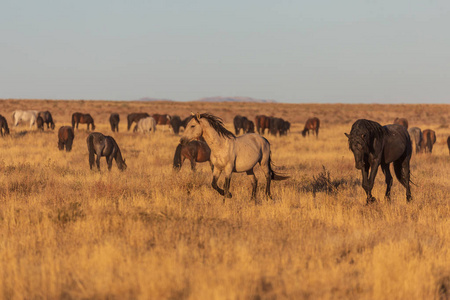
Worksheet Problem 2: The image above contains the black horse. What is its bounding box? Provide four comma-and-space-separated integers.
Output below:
0, 114, 10, 136
127, 113, 149, 131
38, 111, 55, 130
345, 119, 412, 204
110, 113, 120, 132
86, 132, 127, 171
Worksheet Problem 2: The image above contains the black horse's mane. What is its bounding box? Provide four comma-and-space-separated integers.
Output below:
350, 119, 387, 140
194, 113, 235, 139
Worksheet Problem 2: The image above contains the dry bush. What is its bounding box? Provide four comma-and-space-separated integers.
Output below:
0, 99, 449, 299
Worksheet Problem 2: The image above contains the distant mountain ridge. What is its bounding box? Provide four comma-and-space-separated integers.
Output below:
196, 96, 277, 103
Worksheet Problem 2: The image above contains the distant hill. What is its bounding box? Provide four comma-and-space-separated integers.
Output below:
138, 97, 174, 102
196, 96, 277, 103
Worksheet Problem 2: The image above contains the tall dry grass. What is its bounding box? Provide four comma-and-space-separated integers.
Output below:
0, 100, 449, 299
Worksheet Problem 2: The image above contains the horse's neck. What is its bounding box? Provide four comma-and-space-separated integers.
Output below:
200, 121, 230, 154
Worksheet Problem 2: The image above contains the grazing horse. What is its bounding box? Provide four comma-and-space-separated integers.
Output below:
394, 117, 409, 129
36, 116, 44, 131
254, 115, 272, 134
86, 132, 127, 171
136, 117, 156, 133
302, 117, 320, 138
12, 110, 37, 128
270, 117, 289, 136
0, 115, 10, 136
173, 138, 213, 171
233, 115, 252, 135
109, 113, 120, 132
72, 112, 95, 130
345, 119, 412, 204
420, 129, 436, 153
152, 114, 171, 132
58, 126, 75, 152
181, 113, 288, 202
38, 111, 55, 130
408, 127, 422, 154
127, 113, 150, 131
170, 115, 182, 134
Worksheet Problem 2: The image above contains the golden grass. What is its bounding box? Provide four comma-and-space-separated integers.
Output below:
0, 99, 449, 299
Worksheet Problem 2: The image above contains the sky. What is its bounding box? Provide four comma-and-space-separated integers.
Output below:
1, 0, 449, 104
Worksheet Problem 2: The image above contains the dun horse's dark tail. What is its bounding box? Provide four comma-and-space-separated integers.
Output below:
173, 144, 183, 170
86, 134, 95, 169
268, 152, 289, 181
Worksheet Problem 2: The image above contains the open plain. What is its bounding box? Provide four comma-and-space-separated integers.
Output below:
0, 99, 450, 299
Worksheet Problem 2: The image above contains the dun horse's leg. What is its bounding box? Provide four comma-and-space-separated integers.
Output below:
381, 163, 393, 202
246, 169, 258, 204
211, 168, 225, 196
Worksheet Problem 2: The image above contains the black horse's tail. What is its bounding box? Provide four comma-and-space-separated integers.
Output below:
426, 132, 433, 153
86, 134, 95, 169
72, 114, 76, 128
173, 144, 183, 170
268, 152, 289, 181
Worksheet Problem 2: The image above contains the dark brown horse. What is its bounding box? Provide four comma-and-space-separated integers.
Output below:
36, 116, 44, 131
270, 117, 289, 136
127, 113, 149, 131
234, 115, 255, 135
58, 126, 75, 152
38, 111, 55, 130
110, 113, 120, 132
420, 129, 436, 153
173, 138, 213, 171
346, 119, 412, 204
170, 115, 182, 134
87, 132, 127, 171
255, 115, 271, 134
447, 136, 450, 155
394, 117, 409, 129
72, 112, 95, 130
152, 114, 171, 125
0, 114, 10, 136
302, 117, 320, 138
181, 116, 194, 130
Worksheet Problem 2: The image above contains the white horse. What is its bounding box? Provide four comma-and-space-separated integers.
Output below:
137, 117, 156, 134
180, 113, 288, 202
12, 110, 38, 128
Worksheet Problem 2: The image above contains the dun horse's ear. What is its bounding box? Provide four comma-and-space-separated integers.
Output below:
345, 133, 350, 138
196, 112, 201, 120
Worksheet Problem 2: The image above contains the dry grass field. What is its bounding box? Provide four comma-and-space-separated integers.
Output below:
0, 99, 449, 299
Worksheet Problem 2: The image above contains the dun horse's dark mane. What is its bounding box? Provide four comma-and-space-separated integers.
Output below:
350, 119, 387, 141
196, 113, 235, 139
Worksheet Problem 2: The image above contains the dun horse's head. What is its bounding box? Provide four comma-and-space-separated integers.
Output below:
180, 113, 203, 145
345, 132, 369, 170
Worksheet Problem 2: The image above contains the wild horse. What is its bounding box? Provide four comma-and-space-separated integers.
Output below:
345, 119, 412, 204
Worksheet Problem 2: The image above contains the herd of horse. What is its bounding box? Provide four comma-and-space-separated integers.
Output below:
1, 109, 450, 204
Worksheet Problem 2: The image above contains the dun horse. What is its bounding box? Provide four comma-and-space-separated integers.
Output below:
110, 113, 120, 132
86, 132, 127, 171
302, 117, 320, 138
136, 117, 156, 133
408, 127, 422, 154
345, 119, 412, 204
173, 138, 213, 171
58, 126, 75, 152
420, 129, 436, 153
181, 113, 288, 202
0, 115, 10, 136
12, 110, 37, 128
72, 112, 95, 130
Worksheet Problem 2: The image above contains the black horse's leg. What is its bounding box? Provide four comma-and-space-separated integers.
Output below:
190, 158, 196, 172
361, 164, 375, 204
246, 169, 258, 204
96, 154, 101, 171
394, 159, 412, 202
381, 163, 393, 202
211, 168, 225, 196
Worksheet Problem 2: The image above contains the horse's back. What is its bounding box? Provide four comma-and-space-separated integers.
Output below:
383, 124, 412, 163
233, 134, 270, 172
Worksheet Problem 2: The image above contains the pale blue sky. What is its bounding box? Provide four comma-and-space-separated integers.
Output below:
1, 0, 449, 103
